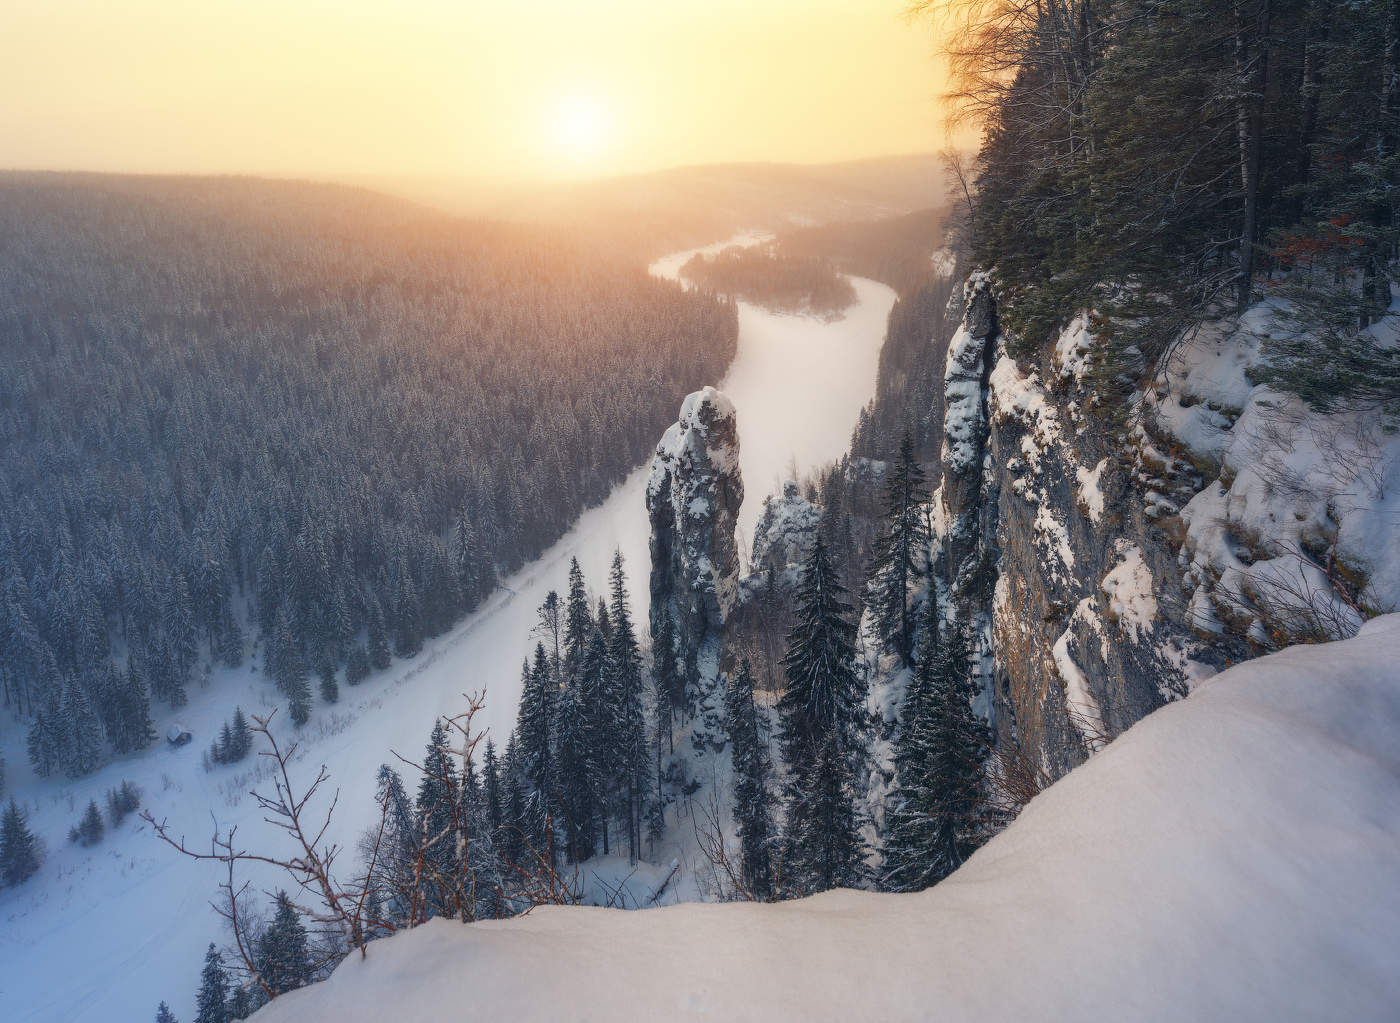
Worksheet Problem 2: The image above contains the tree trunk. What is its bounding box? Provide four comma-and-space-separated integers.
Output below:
1383, 0, 1400, 160
1238, 0, 1273, 310
1295, 0, 1333, 187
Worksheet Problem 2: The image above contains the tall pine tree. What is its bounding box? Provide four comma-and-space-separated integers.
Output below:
255, 891, 313, 996
562, 558, 593, 680
867, 431, 930, 663
880, 601, 989, 892
607, 552, 649, 863
193, 943, 229, 1023
1, 798, 41, 886
777, 535, 868, 895
415, 719, 461, 917
723, 659, 775, 899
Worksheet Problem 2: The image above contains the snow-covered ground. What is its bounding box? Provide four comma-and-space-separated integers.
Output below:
0, 238, 894, 1022
250, 615, 1400, 1022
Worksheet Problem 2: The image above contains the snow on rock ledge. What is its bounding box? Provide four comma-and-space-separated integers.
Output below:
749, 480, 821, 577
250, 619, 1400, 1022
646, 386, 744, 677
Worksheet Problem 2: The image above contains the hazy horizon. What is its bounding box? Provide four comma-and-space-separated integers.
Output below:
3, 0, 969, 185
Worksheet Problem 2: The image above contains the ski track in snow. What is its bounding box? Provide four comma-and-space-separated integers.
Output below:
0, 234, 895, 1023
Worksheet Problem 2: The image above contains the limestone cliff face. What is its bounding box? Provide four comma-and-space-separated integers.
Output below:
940, 272, 999, 590
937, 280, 1210, 781
646, 386, 744, 679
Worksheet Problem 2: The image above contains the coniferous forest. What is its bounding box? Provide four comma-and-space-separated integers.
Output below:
0, 174, 736, 774
948, 0, 1399, 402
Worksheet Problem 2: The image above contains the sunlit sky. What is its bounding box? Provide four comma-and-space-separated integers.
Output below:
0, 0, 962, 184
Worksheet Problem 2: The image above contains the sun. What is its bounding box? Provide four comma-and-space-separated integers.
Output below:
546, 91, 615, 165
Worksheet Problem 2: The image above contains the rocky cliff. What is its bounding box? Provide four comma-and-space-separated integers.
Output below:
933, 272, 1400, 783
932, 280, 1204, 780
646, 386, 745, 680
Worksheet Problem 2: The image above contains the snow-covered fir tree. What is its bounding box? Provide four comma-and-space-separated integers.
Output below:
777, 535, 869, 894
880, 601, 990, 892
515, 642, 557, 860
193, 943, 229, 1023
867, 430, 930, 662
552, 675, 595, 863
562, 558, 593, 680
255, 891, 313, 996
415, 719, 461, 917
1, 798, 41, 886
607, 552, 651, 863
723, 659, 776, 899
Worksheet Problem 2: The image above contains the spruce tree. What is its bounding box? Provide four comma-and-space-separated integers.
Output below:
786, 736, 865, 893
26, 690, 60, 778
607, 552, 649, 863
595, 596, 612, 643
415, 719, 460, 916
61, 676, 105, 777
777, 535, 868, 895
316, 660, 338, 705
880, 607, 989, 892
77, 798, 105, 846
256, 891, 313, 995
578, 628, 613, 856
515, 643, 556, 858
226, 986, 254, 1022
867, 431, 930, 662
194, 943, 229, 1023
562, 558, 592, 680
155, 1001, 179, 1023
116, 664, 156, 754
213, 722, 235, 765
271, 605, 311, 726
778, 535, 865, 755
366, 594, 392, 672
1, 798, 41, 886
232, 708, 252, 760
552, 679, 594, 863
345, 644, 371, 685
482, 739, 503, 842
500, 731, 527, 868
373, 764, 418, 926
391, 566, 422, 659
723, 659, 775, 899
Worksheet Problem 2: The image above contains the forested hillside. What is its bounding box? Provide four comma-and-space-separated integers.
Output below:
680, 246, 857, 317
949, 0, 1399, 397
0, 174, 736, 773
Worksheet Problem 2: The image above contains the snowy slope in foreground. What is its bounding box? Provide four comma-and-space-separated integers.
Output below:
254, 616, 1400, 1022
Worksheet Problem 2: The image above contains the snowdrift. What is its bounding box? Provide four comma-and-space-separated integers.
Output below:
252, 616, 1400, 1022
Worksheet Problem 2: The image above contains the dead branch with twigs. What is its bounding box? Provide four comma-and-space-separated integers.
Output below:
141, 709, 384, 967
143, 695, 585, 1009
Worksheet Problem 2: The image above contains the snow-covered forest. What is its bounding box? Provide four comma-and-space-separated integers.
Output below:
0, 174, 735, 765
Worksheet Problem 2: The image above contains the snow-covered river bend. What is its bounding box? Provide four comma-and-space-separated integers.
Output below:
3, 236, 896, 1023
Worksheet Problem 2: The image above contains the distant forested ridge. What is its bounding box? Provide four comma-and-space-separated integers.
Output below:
0, 174, 737, 769
680, 246, 857, 318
